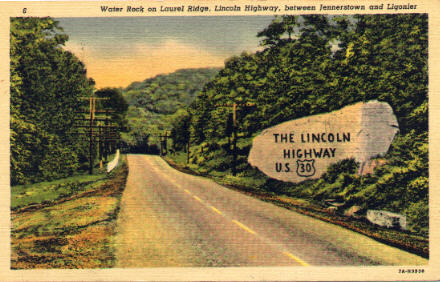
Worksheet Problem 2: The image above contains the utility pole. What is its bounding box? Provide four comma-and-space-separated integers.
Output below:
216, 102, 256, 176
187, 138, 191, 164
98, 122, 103, 169
104, 111, 109, 161
76, 96, 111, 174
88, 95, 95, 175
150, 132, 172, 156
158, 131, 171, 156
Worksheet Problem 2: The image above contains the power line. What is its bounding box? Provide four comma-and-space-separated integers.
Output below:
75, 95, 119, 174
215, 102, 256, 176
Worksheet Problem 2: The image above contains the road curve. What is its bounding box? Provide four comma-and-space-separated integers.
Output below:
114, 154, 427, 267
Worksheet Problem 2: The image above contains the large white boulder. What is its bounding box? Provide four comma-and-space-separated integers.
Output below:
248, 100, 399, 183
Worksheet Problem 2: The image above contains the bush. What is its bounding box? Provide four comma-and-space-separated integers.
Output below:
38, 139, 79, 181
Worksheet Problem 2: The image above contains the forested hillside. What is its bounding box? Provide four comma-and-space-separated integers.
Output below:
11, 18, 95, 185
120, 68, 220, 152
11, 18, 127, 185
171, 14, 428, 235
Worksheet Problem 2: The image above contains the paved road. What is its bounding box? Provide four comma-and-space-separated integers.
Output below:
114, 154, 427, 267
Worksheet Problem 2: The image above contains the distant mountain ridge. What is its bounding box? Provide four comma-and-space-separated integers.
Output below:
121, 67, 220, 152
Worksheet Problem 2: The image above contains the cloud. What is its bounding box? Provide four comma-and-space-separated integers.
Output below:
64, 39, 225, 88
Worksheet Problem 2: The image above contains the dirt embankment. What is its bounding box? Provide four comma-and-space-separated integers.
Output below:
11, 158, 128, 269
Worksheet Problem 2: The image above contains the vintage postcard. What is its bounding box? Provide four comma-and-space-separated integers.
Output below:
1, 0, 439, 281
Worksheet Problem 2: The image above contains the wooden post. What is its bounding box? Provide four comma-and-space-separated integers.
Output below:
216, 102, 256, 176
187, 139, 190, 164
158, 131, 171, 156
76, 96, 111, 173
89, 96, 95, 175
232, 103, 238, 176
163, 133, 167, 155
104, 111, 109, 162
98, 123, 103, 169
159, 135, 163, 156
232, 103, 237, 127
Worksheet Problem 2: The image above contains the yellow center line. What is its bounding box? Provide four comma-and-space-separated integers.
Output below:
210, 206, 223, 215
232, 220, 256, 235
282, 251, 309, 266
150, 157, 309, 267
167, 178, 179, 187
184, 189, 192, 195
193, 195, 203, 203
155, 168, 189, 192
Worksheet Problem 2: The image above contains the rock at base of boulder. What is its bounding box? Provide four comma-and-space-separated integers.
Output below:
366, 210, 407, 230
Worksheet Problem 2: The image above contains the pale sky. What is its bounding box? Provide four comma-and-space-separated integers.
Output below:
56, 16, 274, 88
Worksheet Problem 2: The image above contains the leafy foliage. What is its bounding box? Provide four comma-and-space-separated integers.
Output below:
172, 14, 428, 235
95, 87, 129, 136
121, 68, 220, 152
11, 17, 94, 185
170, 109, 191, 151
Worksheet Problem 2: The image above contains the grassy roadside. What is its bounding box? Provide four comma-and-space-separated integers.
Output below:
11, 155, 128, 269
164, 154, 428, 259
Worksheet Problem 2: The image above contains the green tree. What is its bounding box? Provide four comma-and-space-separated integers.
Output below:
184, 14, 428, 234
95, 88, 129, 131
257, 15, 298, 47
11, 17, 94, 184
170, 109, 191, 151
121, 68, 219, 152
334, 14, 427, 132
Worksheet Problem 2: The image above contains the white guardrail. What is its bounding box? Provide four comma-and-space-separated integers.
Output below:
107, 149, 120, 173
